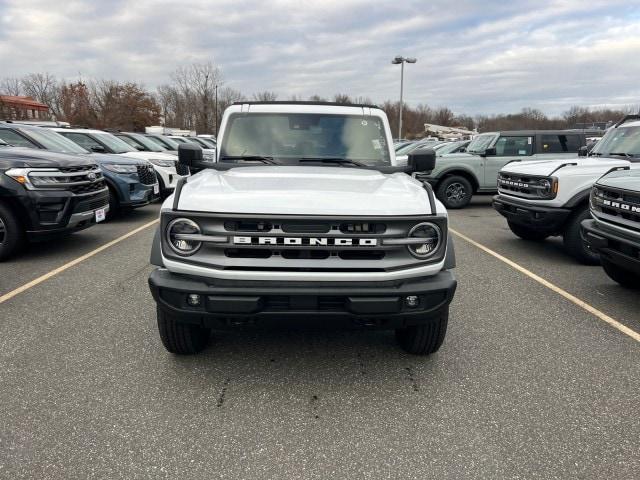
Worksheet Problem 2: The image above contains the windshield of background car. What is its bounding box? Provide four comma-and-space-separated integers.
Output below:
466, 134, 497, 154
148, 135, 179, 149
590, 126, 640, 157
220, 113, 391, 165
198, 138, 217, 148
437, 142, 465, 155
94, 133, 138, 154
128, 133, 166, 152
19, 127, 89, 154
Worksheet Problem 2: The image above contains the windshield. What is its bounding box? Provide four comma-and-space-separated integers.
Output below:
590, 126, 640, 157
127, 133, 166, 152
20, 127, 89, 154
438, 141, 468, 155
93, 132, 137, 154
467, 134, 497, 154
198, 138, 217, 148
148, 135, 180, 150
219, 113, 391, 166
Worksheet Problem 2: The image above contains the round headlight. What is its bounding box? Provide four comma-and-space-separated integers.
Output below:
166, 218, 202, 255
539, 179, 551, 196
407, 222, 442, 259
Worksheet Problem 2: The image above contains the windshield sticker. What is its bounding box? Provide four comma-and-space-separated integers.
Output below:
372, 139, 382, 150
527, 137, 532, 144
361, 120, 368, 126
518, 149, 527, 155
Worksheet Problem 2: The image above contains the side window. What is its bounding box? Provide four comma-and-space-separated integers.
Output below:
494, 136, 532, 156
0, 129, 38, 148
540, 134, 582, 153
63, 133, 102, 150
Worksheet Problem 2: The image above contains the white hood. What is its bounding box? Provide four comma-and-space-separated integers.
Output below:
174, 166, 438, 216
500, 157, 631, 177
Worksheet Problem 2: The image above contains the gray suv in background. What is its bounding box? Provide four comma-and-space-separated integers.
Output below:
419, 130, 592, 208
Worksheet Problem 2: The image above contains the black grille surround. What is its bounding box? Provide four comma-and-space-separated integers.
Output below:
136, 165, 157, 185
72, 190, 109, 213
161, 211, 448, 273
497, 172, 556, 199
591, 184, 640, 233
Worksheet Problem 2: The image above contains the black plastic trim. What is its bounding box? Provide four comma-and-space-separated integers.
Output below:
172, 176, 187, 210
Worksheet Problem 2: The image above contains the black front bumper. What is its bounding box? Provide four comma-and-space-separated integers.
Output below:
493, 194, 571, 233
23, 187, 110, 240
148, 268, 457, 330
581, 219, 640, 275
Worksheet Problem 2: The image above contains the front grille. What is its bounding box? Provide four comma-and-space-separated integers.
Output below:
163, 213, 448, 273
58, 165, 96, 173
592, 185, 640, 232
72, 191, 109, 213
263, 295, 346, 312
176, 162, 190, 176
136, 165, 157, 185
498, 172, 553, 199
70, 179, 106, 194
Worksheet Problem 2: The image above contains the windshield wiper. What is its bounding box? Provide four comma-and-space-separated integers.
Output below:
608, 152, 634, 158
220, 155, 278, 165
298, 157, 367, 167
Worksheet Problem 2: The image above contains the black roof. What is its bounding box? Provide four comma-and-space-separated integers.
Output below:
232, 101, 381, 109
487, 129, 599, 136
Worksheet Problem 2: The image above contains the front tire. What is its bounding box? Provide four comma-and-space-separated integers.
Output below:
157, 306, 211, 354
0, 202, 25, 261
601, 258, 637, 288
563, 207, 599, 265
395, 310, 449, 355
436, 176, 473, 209
106, 186, 119, 220
507, 221, 549, 241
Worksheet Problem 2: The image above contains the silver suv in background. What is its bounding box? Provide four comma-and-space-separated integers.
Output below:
420, 130, 593, 209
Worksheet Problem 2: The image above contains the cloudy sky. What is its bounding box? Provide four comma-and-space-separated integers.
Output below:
1, 0, 639, 116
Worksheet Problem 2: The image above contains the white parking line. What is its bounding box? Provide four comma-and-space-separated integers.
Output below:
450, 228, 640, 343
0, 219, 159, 305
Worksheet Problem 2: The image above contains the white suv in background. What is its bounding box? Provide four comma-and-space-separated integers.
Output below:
54, 128, 189, 197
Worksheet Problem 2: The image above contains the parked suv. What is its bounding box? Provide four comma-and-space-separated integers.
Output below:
0, 139, 108, 260
493, 116, 640, 263
53, 128, 189, 197
421, 130, 591, 209
148, 102, 457, 356
0, 123, 158, 217
582, 166, 640, 288
113, 131, 178, 156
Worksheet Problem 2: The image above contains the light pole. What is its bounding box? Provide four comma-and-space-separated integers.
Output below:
391, 56, 416, 140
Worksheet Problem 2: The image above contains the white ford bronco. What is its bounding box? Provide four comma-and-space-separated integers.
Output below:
582, 165, 640, 288
148, 102, 457, 355
493, 116, 640, 264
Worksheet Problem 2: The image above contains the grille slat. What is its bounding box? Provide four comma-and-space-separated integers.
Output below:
136, 165, 157, 185
592, 185, 640, 232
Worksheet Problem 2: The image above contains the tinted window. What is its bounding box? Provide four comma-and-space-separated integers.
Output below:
540, 134, 582, 153
0, 129, 37, 148
62, 132, 103, 150
494, 136, 532, 156
116, 135, 144, 150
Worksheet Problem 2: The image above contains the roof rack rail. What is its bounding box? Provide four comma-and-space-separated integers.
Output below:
614, 114, 640, 127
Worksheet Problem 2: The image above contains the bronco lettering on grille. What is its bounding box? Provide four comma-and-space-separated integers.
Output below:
233, 236, 378, 246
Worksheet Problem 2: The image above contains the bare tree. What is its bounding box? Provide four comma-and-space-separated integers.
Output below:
253, 91, 278, 102
0, 77, 23, 96
21, 73, 61, 118
171, 61, 222, 133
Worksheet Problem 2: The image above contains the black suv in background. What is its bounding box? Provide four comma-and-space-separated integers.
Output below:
0, 139, 109, 260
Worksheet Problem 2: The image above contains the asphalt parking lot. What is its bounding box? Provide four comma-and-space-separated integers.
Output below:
1, 198, 639, 479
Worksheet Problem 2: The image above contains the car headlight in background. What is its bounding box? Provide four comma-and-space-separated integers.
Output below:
166, 218, 202, 255
148, 158, 177, 168
103, 164, 138, 173
407, 222, 442, 259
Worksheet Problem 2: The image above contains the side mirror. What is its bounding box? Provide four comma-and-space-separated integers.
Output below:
407, 147, 436, 174
482, 147, 496, 156
178, 142, 207, 169
90, 145, 106, 153
578, 146, 589, 157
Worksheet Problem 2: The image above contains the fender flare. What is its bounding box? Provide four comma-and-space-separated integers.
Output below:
150, 227, 164, 266
444, 234, 456, 270
563, 189, 591, 209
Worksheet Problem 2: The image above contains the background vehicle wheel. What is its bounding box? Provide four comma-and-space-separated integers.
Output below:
507, 221, 549, 241
395, 310, 448, 355
563, 207, 599, 265
157, 306, 211, 354
436, 176, 473, 209
0, 202, 25, 261
601, 258, 637, 288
